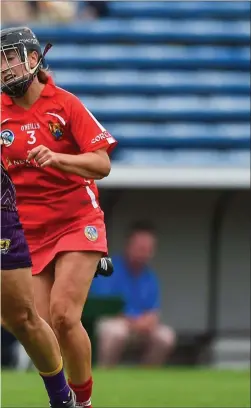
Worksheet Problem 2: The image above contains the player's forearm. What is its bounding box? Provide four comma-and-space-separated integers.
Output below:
55, 162, 104, 179
55, 151, 111, 179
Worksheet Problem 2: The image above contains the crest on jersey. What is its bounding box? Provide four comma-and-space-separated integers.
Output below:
0, 239, 11, 254
1, 129, 15, 147
48, 121, 64, 140
84, 226, 98, 242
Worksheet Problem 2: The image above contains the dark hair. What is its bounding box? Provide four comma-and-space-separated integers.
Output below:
37, 68, 50, 84
127, 221, 156, 238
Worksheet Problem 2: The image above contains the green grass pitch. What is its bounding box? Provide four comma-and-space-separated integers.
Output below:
1, 368, 250, 407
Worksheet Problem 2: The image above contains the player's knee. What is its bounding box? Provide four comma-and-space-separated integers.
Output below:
50, 301, 76, 336
96, 318, 129, 343
153, 325, 176, 350
3, 306, 38, 335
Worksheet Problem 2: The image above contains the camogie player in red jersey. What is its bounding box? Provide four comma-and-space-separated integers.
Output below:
1, 26, 117, 407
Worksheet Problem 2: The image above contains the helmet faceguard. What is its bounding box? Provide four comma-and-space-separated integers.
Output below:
1, 26, 52, 98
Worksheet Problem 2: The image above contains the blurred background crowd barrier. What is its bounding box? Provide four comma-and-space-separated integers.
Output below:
1, 1, 250, 370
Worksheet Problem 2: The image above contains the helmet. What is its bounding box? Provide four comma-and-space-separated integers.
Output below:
1, 26, 49, 98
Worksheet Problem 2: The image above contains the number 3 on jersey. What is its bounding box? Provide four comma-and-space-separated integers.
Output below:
27, 130, 36, 145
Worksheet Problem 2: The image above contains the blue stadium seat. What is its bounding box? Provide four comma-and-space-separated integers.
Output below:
33, 20, 250, 44
79, 95, 250, 122
46, 45, 250, 70
109, 1, 250, 19
105, 123, 250, 149
114, 149, 250, 167
54, 70, 250, 95
106, 123, 250, 140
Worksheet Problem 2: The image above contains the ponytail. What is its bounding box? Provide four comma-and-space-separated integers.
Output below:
37, 68, 51, 84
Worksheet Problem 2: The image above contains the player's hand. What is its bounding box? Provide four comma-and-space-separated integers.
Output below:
129, 314, 158, 334
27, 145, 59, 168
130, 319, 152, 334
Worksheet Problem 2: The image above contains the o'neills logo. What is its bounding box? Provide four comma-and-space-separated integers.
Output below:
21, 123, 40, 131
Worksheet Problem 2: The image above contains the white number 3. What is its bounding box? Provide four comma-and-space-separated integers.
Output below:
27, 130, 36, 145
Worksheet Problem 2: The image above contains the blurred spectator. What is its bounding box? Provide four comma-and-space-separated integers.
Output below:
1, 1, 76, 24
1, 0, 107, 25
77, 1, 109, 20
90, 221, 176, 367
36, 1, 76, 23
1, 1, 35, 24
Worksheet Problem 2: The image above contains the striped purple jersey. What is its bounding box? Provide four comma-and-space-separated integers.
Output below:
1, 164, 17, 211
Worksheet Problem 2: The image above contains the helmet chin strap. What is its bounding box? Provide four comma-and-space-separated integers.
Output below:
28, 59, 41, 75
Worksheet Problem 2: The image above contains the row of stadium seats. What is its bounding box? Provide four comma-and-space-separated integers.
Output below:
100, 124, 250, 149
35, 20, 250, 44
54, 71, 250, 95
115, 149, 250, 167
33, 1, 250, 167
108, 1, 250, 19
45, 45, 249, 70
75, 95, 250, 121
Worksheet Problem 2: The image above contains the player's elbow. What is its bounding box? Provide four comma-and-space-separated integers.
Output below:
86, 162, 111, 180
96, 153, 111, 178
98, 160, 111, 178
88, 150, 111, 179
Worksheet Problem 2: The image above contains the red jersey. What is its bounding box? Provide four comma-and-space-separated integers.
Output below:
1, 77, 117, 240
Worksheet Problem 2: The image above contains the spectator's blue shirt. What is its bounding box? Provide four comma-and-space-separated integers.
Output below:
89, 255, 160, 317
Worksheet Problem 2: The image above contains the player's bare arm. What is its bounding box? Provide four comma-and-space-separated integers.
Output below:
56, 148, 111, 179
27, 146, 111, 179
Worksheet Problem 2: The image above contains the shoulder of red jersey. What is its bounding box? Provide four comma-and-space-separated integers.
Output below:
52, 86, 99, 124
38, 84, 81, 130
52, 84, 76, 101
52, 87, 118, 155
48, 85, 87, 116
